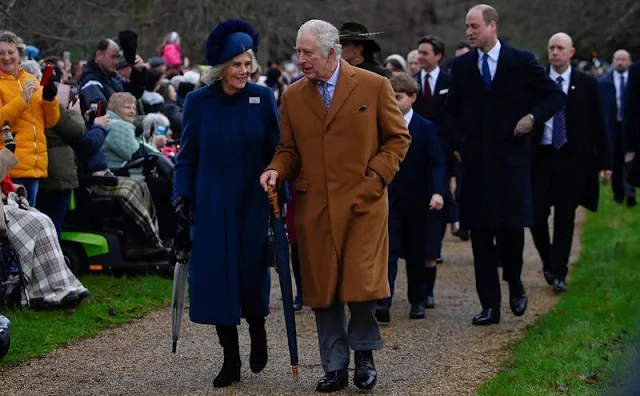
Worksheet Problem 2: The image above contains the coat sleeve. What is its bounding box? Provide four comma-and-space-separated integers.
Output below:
41, 93, 60, 129
0, 93, 29, 127
124, 68, 146, 99
445, 58, 463, 153
52, 107, 85, 142
262, 89, 280, 167
79, 79, 108, 112
625, 63, 640, 152
173, 94, 199, 200
266, 89, 300, 182
369, 77, 412, 185
524, 51, 566, 126
424, 121, 446, 196
75, 126, 109, 156
587, 76, 612, 170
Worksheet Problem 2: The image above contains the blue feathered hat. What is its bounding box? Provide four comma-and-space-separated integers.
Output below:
206, 19, 259, 66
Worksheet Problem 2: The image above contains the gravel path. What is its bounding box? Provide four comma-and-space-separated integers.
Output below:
0, 212, 582, 395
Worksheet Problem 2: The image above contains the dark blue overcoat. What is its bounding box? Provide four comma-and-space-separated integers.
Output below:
174, 81, 280, 325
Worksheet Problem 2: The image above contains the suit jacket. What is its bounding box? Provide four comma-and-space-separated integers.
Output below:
413, 70, 454, 170
268, 59, 411, 307
625, 62, 640, 152
389, 112, 446, 209
598, 71, 625, 151
533, 69, 611, 212
446, 42, 565, 230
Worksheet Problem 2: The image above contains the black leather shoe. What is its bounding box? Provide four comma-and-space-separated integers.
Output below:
248, 318, 268, 373
543, 271, 554, 286
425, 296, 435, 309
509, 281, 528, 317
375, 305, 390, 323
472, 308, 500, 325
436, 257, 444, 265
553, 278, 567, 293
409, 302, 426, 319
316, 369, 348, 392
455, 229, 470, 241
353, 351, 377, 391
293, 295, 303, 312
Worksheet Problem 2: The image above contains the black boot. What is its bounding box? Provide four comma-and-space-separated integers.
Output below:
425, 266, 437, 309
213, 325, 241, 388
247, 316, 268, 373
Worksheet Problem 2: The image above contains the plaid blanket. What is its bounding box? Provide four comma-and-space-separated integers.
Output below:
91, 173, 163, 247
4, 193, 88, 306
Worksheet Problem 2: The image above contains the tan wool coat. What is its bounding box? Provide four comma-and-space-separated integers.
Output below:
268, 60, 411, 308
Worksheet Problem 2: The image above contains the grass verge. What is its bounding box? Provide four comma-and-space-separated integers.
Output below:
0, 274, 171, 367
478, 191, 640, 395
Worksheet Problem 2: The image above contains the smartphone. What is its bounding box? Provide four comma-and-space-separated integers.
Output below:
155, 125, 169, 136
63, 51, 71, 62
88, 103, 98, 126
40, 63, 55, 86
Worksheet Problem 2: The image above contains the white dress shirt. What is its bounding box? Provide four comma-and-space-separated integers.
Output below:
420, 66, 440, 96
542, 66, 571, 145
403, 108, 414, 126
317, 61, 341, 100
477, 40, 502, 80
614, 70, 629, 121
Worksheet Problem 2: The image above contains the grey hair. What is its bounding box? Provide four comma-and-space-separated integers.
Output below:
297, 20, 342, 59
406, 49, 419, 63
202, 49, 259, 85
142, 113, 170, 140
21, 60, 42, 80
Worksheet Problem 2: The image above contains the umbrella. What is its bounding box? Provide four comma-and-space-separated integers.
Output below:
267, 186, 299, 377
171, 227, 192, 353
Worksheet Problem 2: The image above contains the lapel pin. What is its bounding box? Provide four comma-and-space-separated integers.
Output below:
571, 85, 575, 90
249, 97, 260, 104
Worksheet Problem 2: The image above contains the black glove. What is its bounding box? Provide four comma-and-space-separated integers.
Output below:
173, 196, 193, 227
118, 30, 138, 65
173, 225, 192, 251
42, 80, 57, 101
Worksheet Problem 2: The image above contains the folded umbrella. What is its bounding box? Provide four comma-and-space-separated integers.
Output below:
267, 186, 299, 377
171, 226, 192, 353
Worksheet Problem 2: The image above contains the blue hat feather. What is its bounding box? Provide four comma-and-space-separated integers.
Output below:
206, 19, 260, 66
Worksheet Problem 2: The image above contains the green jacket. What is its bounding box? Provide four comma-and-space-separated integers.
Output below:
39, 106, 84, 192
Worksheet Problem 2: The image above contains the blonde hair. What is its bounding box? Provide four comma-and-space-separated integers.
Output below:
107, 92, 136, 112
202, 49, 258, 85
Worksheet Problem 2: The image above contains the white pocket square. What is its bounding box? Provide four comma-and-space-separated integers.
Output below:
439, 89, 449, 95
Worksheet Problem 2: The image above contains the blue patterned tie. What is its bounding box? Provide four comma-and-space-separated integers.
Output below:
552, 76, 567, 150
481, 53, 492, 89
319, 81, 331, 111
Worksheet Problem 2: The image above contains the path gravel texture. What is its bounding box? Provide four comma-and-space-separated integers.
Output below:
0, 212, 582, 395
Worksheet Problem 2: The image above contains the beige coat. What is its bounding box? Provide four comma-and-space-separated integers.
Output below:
268, 60, 411, 308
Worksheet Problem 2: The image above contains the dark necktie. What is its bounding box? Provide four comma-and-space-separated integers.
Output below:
423, 72, 432, 113
619, 74, 626, 121
481, 53, 492, 89
552, 76, 567, 150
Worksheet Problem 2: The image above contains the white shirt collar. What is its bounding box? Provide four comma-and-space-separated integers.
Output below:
321, 61, 341, 87
478, 40, 502, 61
421, 65, 440, 82
550, 66, 572, 83
403, 108, 414, 126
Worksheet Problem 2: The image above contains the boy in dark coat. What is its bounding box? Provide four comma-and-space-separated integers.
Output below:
376, 73, 446, 322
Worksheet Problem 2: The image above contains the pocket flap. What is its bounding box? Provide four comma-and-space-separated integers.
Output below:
295, 178, 308, 192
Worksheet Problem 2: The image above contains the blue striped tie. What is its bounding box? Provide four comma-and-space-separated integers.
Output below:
552, 76, 567, 150
319, 81, 331, 111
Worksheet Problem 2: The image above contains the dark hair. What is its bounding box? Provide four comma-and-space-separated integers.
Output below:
390, 72, 420, 95
455, 41, 471, 51
418, 35, 445, 57
96, 39, 116, 53
384, 58, 405, 72
144, 70, 163, 92
157, 81, 175, 102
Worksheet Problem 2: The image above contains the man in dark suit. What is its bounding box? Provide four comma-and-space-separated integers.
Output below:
598, 50, 634, 206
446, 4, 565, 326
625, 61, 640, 185
376, 73, 446, 323
413, 35, 459, 264
531, 33, 611, 293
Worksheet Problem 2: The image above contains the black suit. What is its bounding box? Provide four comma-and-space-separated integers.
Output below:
530, 69, 611, 280
446, 42, 565, 311
414, 69, 458, 234
625, 62, 640, 186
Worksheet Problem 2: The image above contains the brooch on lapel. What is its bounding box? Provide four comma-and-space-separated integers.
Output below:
249, 97, 260, 104
356, 105, 368, 112
570, 85, 575, 90
439, 89, 449, 95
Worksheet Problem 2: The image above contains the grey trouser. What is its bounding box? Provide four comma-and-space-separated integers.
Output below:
314, 300, 383, 372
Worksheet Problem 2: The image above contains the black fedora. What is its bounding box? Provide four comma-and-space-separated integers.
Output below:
339, 22, 383, 53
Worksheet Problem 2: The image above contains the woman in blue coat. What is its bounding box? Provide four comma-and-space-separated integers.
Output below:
173, 20, 280, 388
